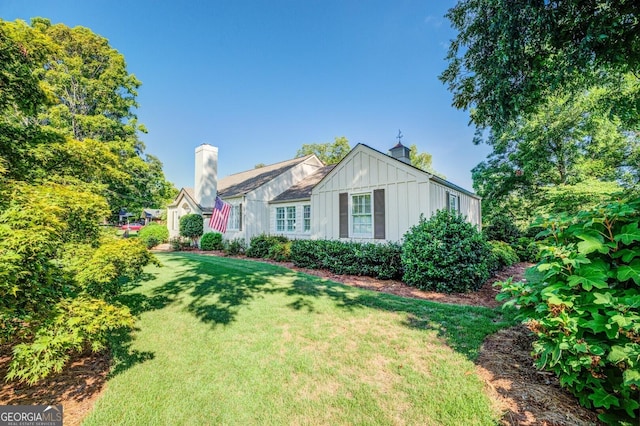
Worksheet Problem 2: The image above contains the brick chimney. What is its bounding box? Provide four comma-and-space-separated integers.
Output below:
194, 144, 218, 208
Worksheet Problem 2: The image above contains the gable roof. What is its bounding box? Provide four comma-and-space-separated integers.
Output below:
271, 165, 336, 203
217, 155, 317, 198
315, 143, 480, 199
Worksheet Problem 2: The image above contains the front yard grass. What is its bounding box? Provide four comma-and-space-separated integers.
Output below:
84, 252, 515, 425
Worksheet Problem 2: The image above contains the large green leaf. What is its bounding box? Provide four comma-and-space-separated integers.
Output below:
615, 222, 640, 246
576, 232, 607, 255
568, 263, 610, 290
617, 259, 640, 285
588, 387, 620, 409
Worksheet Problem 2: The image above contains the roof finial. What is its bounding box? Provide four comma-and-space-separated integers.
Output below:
397, 129, 403, 144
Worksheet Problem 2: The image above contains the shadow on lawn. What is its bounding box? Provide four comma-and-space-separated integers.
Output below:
113, 252, 514, 373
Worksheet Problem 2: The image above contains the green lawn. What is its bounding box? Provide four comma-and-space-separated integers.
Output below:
84, 253, 515, 425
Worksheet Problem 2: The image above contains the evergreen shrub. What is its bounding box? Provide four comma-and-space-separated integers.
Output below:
488, 240, 520, 273
401, 210, 491, 293
246, 234, 288, 258
200, 232, 223, 251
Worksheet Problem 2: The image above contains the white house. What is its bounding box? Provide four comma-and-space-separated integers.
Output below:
167, 142, 481, 243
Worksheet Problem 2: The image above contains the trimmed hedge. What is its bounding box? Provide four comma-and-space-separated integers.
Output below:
200, 232, 223, 251
290, 239, 402, 280
401, 210, 492, 293
223, 238, 246, 256
246, 234, 289, 258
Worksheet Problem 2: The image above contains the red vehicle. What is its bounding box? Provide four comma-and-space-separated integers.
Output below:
121, 222, 144, 231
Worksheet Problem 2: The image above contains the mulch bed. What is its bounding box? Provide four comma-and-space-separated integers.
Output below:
0, 251, 603, 425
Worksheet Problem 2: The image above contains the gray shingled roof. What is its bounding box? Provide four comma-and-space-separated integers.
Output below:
217, 155, 316, 198
270, 165, 336, 202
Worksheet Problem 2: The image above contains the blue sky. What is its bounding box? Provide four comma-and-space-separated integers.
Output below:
2, 0, 490, 191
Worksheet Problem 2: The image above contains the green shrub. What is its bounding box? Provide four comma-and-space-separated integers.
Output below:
200, 232, 223, 251
290, 240, 323, 268
267, 241, 291, 262
138, 223, 169, 249
179, 214, 203, 246
7, 297, 134, 384
488, 240, 520, 273
169, 236, 191, 251
513, 236, 541, 262
402, 210, 492, 293
223, 238, 246, 256
496, 199, 640, 425
290, 239, 403, 280
246, 234, 288, 258
483, 213, 521, 243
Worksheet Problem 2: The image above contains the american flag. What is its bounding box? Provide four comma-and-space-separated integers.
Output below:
209, 196, 231, 233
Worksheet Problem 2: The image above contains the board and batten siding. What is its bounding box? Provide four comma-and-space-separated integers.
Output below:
311, 145, 431, 242
429, 181, 481, 227
241, 158, 323, 243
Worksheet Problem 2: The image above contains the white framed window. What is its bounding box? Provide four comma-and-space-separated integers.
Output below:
352, 193, 372, 235
276, 206, 297, 232
448, 192, 460, 213
276, 207, 286, 232
286, 206, 296, 232
228, 204, 240, 230
303, 205, 311, 232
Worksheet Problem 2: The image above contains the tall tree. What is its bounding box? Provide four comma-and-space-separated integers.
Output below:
8, 18, 176, 217
473, 82, 639, 223
440, 0, 640, 132
408, 144, 445, 178
296, 136, 350, 165
0, 18, 163, 383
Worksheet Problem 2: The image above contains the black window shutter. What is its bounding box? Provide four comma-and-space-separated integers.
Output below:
339, 193, 348, 238
445, 191, 450, 211
239, 203, 243, 231
373, 189, 385, 239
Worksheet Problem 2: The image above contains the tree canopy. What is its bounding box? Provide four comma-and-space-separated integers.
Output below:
440, 0, 640, 132
296, 136, 351, 165
0, 18, 170, 383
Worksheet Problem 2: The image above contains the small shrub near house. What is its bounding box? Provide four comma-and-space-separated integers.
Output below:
246, 234, 289, 258
169, 236, 191, 251
290, 240, 402, 280
223, 238, 246, 256
401, 209, 491, 293
138, 223, 169, 249
488, 240, 520, 273
179, 214, 203, 246
200, 232, 223, 251
496, 199, 640, 425
268, 241, 291, 262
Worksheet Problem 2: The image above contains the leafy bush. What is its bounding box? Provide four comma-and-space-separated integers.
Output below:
290, 240, 403, 280
200, 232, 223, 251
138, 223, 169, 248
496, 199, 640, 424
7, 297, 134, 384
169, 236, 191, 251
488, 240, 520, 273
268, 241, 291, 262
289, 240, 323, 268
513, 236, 541, 263
402, 210, 492, 293
179, 214, 203, 246
246, 234, 289, 258
223, 238, 246, 256
483, 213, 521, 243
